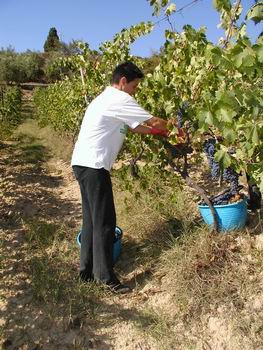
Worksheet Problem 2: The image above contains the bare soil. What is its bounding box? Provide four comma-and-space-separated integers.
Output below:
0, 114, 262, 349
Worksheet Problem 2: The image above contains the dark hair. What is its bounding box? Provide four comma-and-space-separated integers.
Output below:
111, 61, 144, 84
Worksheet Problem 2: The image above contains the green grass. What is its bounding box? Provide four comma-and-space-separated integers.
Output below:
24, 220, 58, 248
14, 119, 74, 162
1, 133, 50, 165
133, 227, 263, 349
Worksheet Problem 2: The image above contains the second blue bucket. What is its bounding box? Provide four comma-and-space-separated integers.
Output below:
198, 198, 247, 232
76, 226, 122, 264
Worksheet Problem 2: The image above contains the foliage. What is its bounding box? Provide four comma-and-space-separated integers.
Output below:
143, 52, 162, 74
0, 85, 22, 139
33, 1, 263, 192
33, 78, 86, 138
147, 0, 176, 16
34, 22, 154, 136
42, 51, 76, 82
44, 27, 61, 52
0, 49, 45, 83
246, 1, 263, 24
59, 39, 85, 56
0, 44, 85, 84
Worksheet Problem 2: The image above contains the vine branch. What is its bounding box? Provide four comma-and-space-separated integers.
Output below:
130, 145, 145, 178
153, 0, 202, 26
223, 0, 242, 48
163, 130, 220, 233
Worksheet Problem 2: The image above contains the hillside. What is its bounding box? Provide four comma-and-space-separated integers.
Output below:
0, 94, 262, 349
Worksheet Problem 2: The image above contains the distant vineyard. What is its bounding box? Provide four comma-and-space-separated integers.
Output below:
0, 85, 22, 139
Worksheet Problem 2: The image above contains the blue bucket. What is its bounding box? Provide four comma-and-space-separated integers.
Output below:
198, 198, 247, 232
76, 226, 122, 264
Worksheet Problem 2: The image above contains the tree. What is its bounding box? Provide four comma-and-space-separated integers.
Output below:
44, 27, 61, 52
60, 40, 84, 56
0, 49, 45, 83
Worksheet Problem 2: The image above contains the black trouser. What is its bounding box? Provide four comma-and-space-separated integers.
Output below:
72, 166, 117, 283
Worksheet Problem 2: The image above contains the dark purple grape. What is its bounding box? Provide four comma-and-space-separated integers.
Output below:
182, 101, 189, 109
177, 108, 183, 128
177, 101, 189, 128
199, 185, 243, 206
223, 167, 239, 193
201, 138, 242, 206
211, 162, 220, 179
203, 139, 220, 179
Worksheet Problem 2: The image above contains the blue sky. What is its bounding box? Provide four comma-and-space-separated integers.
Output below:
0, 0, 261, 57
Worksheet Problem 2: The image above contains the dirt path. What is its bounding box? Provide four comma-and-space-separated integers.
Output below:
0, 121, 161, 350
1, 110, 262, 349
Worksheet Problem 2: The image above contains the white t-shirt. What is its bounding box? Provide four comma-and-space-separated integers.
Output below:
71, 86, 152, 171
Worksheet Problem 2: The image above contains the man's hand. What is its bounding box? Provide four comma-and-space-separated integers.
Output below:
168, 122, 185, 138
145, 116, 167, 131
149, 127, 169, 138
167, 117, 178, 129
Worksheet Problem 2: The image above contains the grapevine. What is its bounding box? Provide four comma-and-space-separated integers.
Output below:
32, 0, 263, 230
0, 85, 22, 139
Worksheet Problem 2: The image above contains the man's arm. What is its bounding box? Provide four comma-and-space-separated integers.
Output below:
130, 124, 154, 134
130, 116, 168, 135
145, 116, 167, 131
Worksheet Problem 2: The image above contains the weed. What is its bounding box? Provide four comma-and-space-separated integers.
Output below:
135, 307, 171, 340
29, 254, 65, 303
23, 218, 110, 325
23, 219, 58, 249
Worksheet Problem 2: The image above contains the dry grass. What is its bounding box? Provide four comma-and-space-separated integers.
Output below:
136, 227, 262, 349
1, 115, 262, 350
113, 168, 262, 350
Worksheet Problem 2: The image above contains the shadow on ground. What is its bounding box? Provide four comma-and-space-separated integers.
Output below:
115, 216, 186, 288
0, 135, 104, 349
0, 133, 172, 349
0, 134, 78, 230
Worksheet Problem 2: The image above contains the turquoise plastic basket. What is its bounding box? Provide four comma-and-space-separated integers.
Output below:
76, 226, 122, 264
198, 198, 247, 232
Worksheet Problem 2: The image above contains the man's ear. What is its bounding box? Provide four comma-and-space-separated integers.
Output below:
119, 76, 127, 88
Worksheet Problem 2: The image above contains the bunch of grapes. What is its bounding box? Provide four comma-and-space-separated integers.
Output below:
199, 183, 243, 206
202, 138, 241, 206
177, 101, 189, 128
200, 190, 231, 206
203, 138, 220, 179
177, 108, 183, 128
223, 167, 239, 193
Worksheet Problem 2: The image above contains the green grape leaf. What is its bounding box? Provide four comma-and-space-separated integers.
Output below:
254, 44, 263, 63
233, 48, 254, 68
213, 0, 231, 11
222, 128, 237, 143
246, 2, 263, 24
251, 125, 260, 145
215, 149, 232, 168
165, 3, 176, 16
217, 107, 237, 123
203, 110, 214, 125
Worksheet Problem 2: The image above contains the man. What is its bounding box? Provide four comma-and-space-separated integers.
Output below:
71, 61, 168, 294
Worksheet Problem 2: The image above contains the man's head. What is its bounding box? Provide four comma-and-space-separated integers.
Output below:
111, 61, 144, 96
